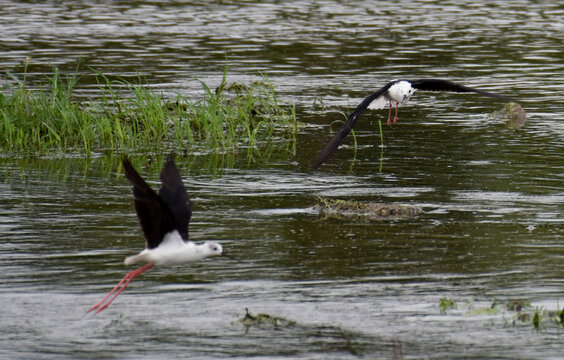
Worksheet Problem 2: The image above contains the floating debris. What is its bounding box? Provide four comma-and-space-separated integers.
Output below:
236, 308, 296, 329
490, 102, 526, 129
316, 197, 421, 221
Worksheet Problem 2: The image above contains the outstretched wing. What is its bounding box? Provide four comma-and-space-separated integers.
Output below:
158, 158, 192, 241
312, 82, 394, 170
122, 158, 176, 249
410, 79, 515, 101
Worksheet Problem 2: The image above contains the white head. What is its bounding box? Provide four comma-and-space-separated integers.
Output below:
203, 241, 224, 257
390, 80, 416, 104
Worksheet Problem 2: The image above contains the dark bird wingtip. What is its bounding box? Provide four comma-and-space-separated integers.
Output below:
311, 159, 322, 171
121, 156, 131, 166
121, 157, 136, 176
312, 151, 331, 170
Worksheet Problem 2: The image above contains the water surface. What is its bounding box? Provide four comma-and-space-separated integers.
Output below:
1, 1, 563, 359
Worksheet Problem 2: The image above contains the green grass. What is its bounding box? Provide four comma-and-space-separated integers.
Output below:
439, 297, 456, 314
0, 61, 297, 157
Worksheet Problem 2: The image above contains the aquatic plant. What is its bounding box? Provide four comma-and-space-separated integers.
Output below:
315, 196, 422, 221
556, 305, 564, 327
532, 306, 545, 331
236, 308, 296, 329
1, 62, 95, 154
490, 101, 527, 130
442, 298, 564, 331
0, 61, 297, 157
439, 297, 456, 314
504, 299, 531, 312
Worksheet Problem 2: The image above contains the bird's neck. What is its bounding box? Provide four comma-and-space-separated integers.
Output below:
190, 243, 213, 259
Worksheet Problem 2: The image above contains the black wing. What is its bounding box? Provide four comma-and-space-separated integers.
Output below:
158, 158, 192, 241
122, 158, 176, 249
410, 79, 515, 101
312, 81, 394, 170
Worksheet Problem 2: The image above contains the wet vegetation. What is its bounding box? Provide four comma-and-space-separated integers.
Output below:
316, 196, 422, 220
236, 308, 297, 329
439, 297, 456, 314
490, 102, 527, 130
439, 298, 564, 331
0, 60, 297, 157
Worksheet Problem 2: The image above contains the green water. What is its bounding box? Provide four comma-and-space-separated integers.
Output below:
1, 1, 563, 359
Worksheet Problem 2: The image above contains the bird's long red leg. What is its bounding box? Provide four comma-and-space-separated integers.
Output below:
87, 262, 155, 314
94, 263, 153, 314
393, 102, 399, 123
387, 100, 393, 126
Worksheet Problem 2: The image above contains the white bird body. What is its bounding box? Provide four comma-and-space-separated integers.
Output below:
88, 158, 230, 314
367, 80, 415, 110
124, 231, 223, 266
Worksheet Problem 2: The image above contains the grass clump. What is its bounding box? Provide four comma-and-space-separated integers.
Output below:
170, 66, 297, 152
0, 60, 297, 156
315, 196, 422, 221
1, 63, 96, 154
439, 297, 456, 314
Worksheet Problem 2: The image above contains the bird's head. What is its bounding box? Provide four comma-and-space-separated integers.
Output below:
396, 80, 415, 103
203, 241, 238, 261
204, 241, 224, 256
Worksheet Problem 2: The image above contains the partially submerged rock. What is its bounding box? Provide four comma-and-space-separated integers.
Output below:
316, 197, 421, 221
490, 102, 526, 129
236, 308, 296, 329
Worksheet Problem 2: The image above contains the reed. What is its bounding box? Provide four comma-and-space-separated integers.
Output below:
0, 62, 297, 157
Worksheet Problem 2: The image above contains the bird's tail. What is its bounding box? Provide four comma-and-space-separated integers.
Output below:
124, 253, 149, 265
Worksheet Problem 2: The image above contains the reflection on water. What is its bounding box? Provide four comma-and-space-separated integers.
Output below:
1, 0, 563, 359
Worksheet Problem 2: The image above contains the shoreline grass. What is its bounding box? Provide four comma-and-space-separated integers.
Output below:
0, 62, 297, 157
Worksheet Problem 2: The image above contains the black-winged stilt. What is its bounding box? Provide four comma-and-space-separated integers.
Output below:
312, 79, 515, 169
88, 158, 231, 314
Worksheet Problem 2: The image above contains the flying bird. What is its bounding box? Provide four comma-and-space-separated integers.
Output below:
312, 79, 515, 169
88, 158, 232, 314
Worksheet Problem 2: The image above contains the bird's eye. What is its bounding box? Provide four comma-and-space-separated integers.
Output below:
213, 246, 218, 251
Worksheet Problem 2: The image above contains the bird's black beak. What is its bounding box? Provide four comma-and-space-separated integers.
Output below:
222, 251, 239, 262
